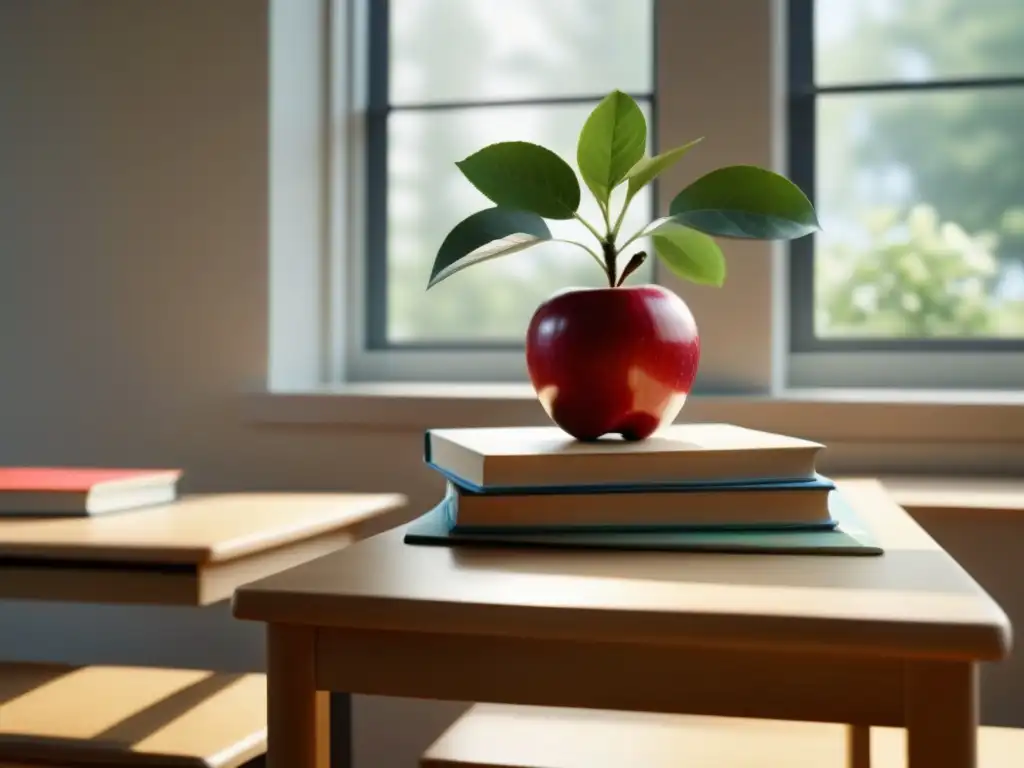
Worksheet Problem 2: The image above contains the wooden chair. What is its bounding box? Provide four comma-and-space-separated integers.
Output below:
0, 662, 266, 768
422, 704, 1023, 768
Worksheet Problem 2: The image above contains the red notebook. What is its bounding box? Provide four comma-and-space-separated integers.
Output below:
0, 467, 182, 516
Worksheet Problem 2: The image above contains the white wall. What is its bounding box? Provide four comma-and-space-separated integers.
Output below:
0, 2, 461, 765
0, 3, 1020, 767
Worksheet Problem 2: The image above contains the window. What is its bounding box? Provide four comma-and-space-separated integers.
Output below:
789, 0, 1024, 352
319, 0, 1021, 389
363, 0, 654, 350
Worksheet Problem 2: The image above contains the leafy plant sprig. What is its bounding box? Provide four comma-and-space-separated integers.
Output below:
428, 90, 819, 290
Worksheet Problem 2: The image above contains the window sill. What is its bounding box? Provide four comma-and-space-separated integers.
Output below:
243, 384, 1024, 478
245, 383, 1022, 434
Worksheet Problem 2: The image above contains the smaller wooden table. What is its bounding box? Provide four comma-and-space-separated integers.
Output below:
233, 480, 1011, 768
0, 493, 408, 606
0, 492, 408, 768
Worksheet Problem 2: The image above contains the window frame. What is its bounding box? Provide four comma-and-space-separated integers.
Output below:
360, 0, 657, 354
322, 0, 1024, 391
336, 0, 781, 389
786, 0, 1024, 355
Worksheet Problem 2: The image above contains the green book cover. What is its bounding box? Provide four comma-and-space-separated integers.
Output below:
404, 490, 882, 556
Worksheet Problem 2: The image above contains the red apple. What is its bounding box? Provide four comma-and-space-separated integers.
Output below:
525, 285, 700, 441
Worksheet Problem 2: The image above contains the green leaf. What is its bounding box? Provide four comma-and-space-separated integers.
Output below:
650, 222, 726, 287
638, 216, 676, 236
576, 90, 647, 206
456, 142, 580, 220
668, 165, 820, 240
427, 207, 551, 289
625, 137, 703, 199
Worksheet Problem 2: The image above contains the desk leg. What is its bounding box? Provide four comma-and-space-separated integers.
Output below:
329, 692, 352, 768
268, 625, 330, 768
847, 725, 870, 768
905, 661, 977, 768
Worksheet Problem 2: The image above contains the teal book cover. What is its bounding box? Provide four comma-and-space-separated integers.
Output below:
442, 479, 838, 534
404, 490, 882, 556
441, 469, 836, 498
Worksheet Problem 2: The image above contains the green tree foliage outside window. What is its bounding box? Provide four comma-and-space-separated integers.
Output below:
818, 205, 1024, 337
815, 0, 1024, 339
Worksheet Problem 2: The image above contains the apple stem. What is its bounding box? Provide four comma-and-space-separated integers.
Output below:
601, 240, 618, 287
616, 251, 647, 287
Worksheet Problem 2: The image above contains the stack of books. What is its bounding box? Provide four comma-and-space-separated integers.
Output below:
406, 424, 880, 556
0, 467, 182, 517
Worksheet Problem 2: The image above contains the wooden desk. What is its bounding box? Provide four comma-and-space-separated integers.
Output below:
0, 493, 407, 606
0, 492, 408, 768
233, 480, 1011, 768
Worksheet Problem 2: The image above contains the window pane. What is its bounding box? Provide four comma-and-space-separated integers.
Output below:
389, 0, 652, 104
815, 0, 1024, 85
814, 88, 1024, 339
387, 103, 655, 343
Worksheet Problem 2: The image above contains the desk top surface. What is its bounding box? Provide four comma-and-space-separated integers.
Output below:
233, 480, 1010, 661
0, 493, 407, 565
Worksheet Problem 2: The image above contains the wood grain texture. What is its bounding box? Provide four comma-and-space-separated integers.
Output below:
420, 705, 1024, 768
0, 493, 407, 564
234, 480, 1010, 661
0, 662, 266, 767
